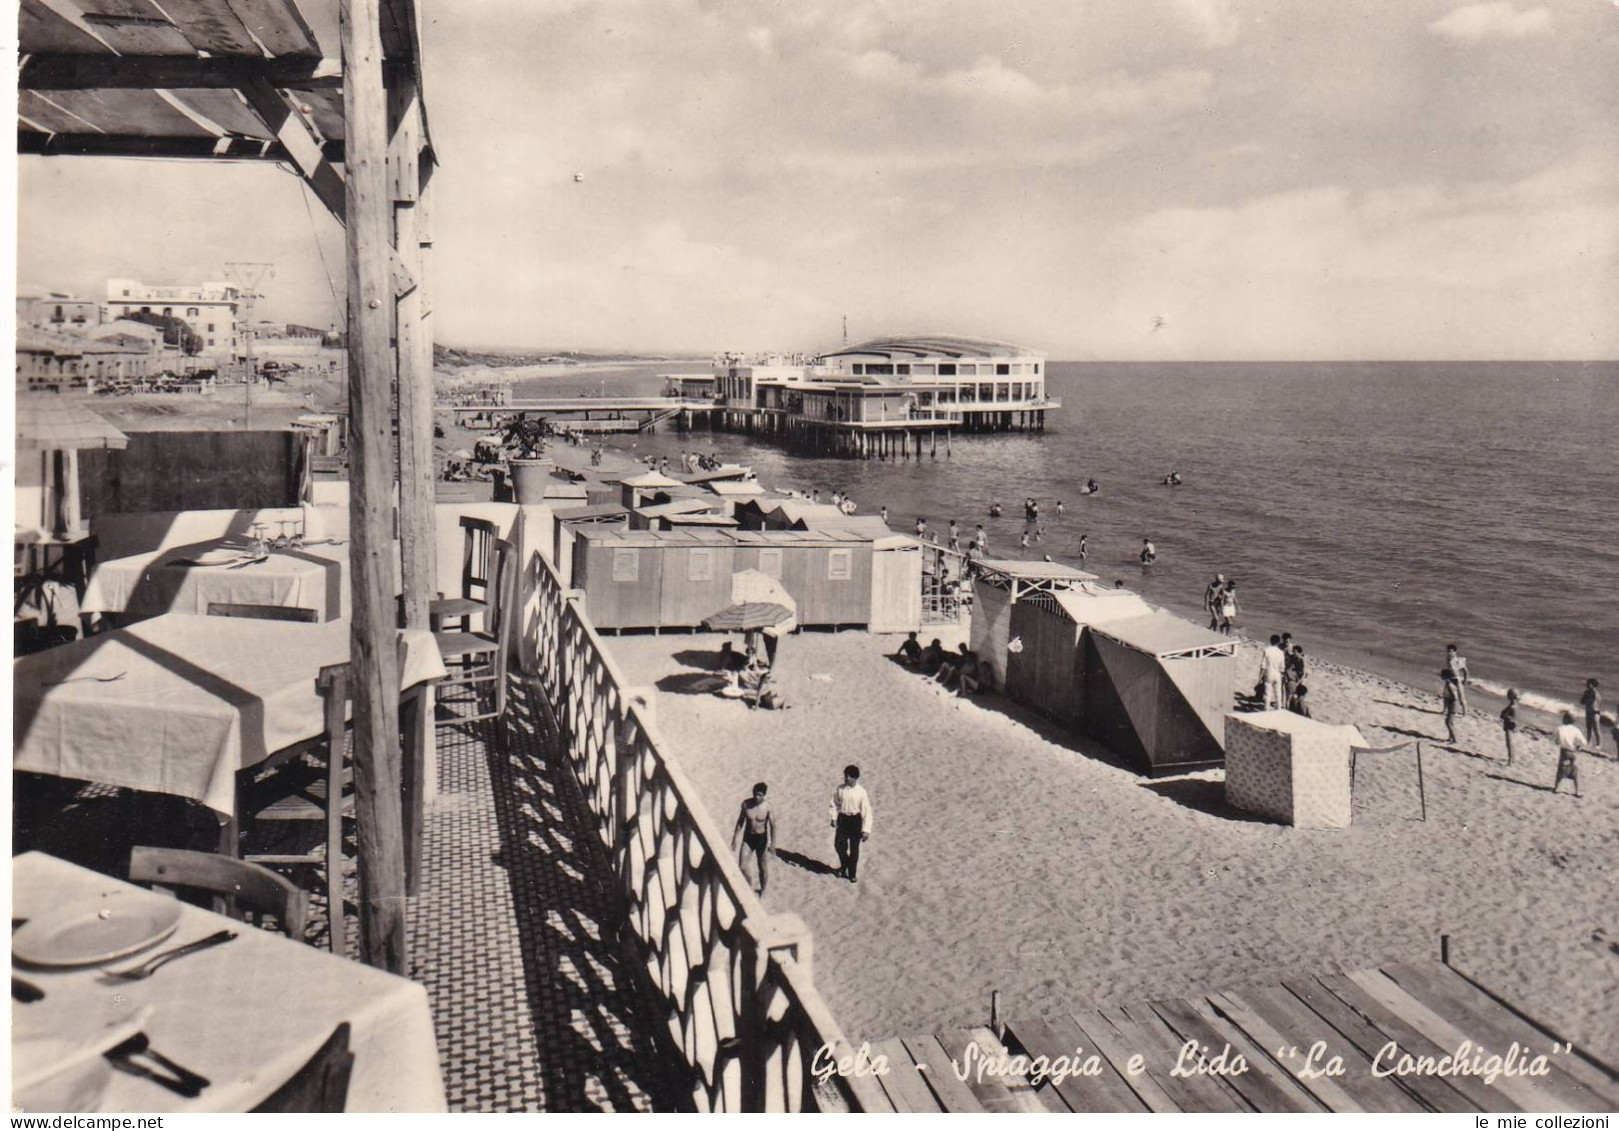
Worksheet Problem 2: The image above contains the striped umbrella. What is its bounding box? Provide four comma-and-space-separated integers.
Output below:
702, 601, 796, 632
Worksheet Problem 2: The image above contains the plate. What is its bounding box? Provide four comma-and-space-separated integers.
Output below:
11, 1037, 115, 1112
13, 893, 181, 967
182, 548, 243, 567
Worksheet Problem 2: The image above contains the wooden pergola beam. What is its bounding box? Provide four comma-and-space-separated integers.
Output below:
240, 75, 348, 223
343, 0, 409, 976
19, 52, 344, 90
17, 130, 340, 161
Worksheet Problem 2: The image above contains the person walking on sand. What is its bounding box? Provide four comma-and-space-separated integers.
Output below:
1553, 711, 1586, 798
1501, 688, 1520, 765
829, 765, 873, 883
1446, 644, 1470, 716
1218, 582, 1241, 635
1204, 574, 1226, 630
1441, 669, 1462, 745
1260, 635, 1286, 709
1579, 678, 1602, 745
732, 783, 775, 894
1078, 533, 1088, 566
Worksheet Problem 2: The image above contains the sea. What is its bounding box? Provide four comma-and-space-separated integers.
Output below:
516, 360, 1619, 716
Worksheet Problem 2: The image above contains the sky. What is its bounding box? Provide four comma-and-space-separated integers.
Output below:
13, 0, 1619, 359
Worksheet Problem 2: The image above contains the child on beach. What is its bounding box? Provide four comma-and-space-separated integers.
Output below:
1288, 682, 1312, 718
1553, 711, 1585, 798
1441, 669, 1461, 744
1501, 689, 1520, 765
1580, 678, 1601, 745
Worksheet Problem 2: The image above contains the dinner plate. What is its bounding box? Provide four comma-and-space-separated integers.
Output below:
13, 893, 181, 967
179, 548, 242, 567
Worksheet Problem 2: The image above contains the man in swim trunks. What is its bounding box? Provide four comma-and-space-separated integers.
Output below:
1579, 678, 1601, 745
732, 782, 775, 894
1446, 644, 1470, 716
1204, 574, 1226, 629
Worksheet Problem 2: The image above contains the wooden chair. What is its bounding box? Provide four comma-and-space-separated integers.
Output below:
428, 516, 498, 632
208, 603, 319, 623
129, 846, 309, 938
239, 663, 352, 953
434, 538, 517, 724
251, 1023, 354, 1113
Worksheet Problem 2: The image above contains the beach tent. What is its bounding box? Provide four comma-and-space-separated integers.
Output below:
1083, 612, 1237, 774
1003, 583, 1152, 727
969, 559, 1098, 691
1225, 711, 1367, 828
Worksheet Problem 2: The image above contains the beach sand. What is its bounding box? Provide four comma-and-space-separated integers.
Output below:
602, 626, 1618, 1058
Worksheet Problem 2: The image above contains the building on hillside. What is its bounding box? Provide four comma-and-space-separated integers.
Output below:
102, 278, 243, 360
16, 287, 100, 329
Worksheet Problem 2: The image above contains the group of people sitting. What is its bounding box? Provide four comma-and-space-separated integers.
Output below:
716, 636, 783, 710
894, 633, 987, 696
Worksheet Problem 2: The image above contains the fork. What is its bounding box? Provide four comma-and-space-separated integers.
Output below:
106, 1033, 210, 1097
103, 929, 236, 981
43, 672, 126, 686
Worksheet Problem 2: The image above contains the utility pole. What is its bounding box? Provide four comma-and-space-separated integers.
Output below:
225, 261, 274, 429
842, 314, 848, 347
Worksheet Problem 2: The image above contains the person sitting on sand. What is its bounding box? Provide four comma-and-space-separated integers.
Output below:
719, 640, 747, 673
1501, 688, 1520, 765
958, 651, 986, 696
896, 632, 923, 668
934, 643, 970, 688
1288, 682, 1313, 718
1553, 711, 1586, 798
920, 638, 946, 675
732, 783, 774, 895
1441, 669, 1462, 745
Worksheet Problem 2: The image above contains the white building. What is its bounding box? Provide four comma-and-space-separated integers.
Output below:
102, 278, 244, 360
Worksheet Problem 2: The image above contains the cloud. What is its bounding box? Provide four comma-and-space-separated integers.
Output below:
1429, 2, 1553, 42
1173, 0, 1242, 47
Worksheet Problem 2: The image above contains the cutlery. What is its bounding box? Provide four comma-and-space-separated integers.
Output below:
103, 929, 236, 981
226, 555, 269, 569
12, 975, 45, 1002
106, 1033, 209, 1098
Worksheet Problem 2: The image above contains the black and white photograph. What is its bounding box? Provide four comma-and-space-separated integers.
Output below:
8, 0, 1619, 1116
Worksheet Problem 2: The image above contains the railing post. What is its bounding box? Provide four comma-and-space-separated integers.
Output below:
740, 913, 812, 1112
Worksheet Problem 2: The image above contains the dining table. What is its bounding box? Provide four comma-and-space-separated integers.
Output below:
11, 852, 447, 1113
80, 539, 350, 623
12, 613, 446, 818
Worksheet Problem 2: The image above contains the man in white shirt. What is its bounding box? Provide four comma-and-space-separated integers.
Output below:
1553, 711, 1585, 799
1260, 635, 1287, 709
829, 764, 874, 883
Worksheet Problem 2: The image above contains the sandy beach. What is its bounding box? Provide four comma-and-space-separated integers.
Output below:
602, 625, 1618, 1058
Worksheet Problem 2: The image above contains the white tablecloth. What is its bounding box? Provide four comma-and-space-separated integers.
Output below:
82, 542, 347, 623
10, 853, 447, 1113
12, 615, 448, 815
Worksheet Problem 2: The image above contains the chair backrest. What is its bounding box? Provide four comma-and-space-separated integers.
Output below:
487, 538, 519, 648
251, 1023, 354, 1113
129, 846, 309, 938
208, 603, 319, 623
459, 516, 499, 604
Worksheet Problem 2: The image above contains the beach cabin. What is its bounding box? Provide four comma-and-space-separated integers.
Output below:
573, 529, 667, 630
1082, 612, 1237, 775
969, 560, 1098, 691
1224, 711, 1365, 829
704, 479, 767, 516
618, 470, 686, 510
867, 534, 923, 633
553, 503, 629, 586
655, 530, 739, 627
1003, 582, 1153, 727
630, 497, 715, 530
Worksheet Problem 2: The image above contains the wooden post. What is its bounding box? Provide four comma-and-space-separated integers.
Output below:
343, 0, 409, 974
390, 75, 434, 631
1416, 742, 1426, 822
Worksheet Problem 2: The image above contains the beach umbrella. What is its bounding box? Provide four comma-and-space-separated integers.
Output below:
703, 601, 796, 633
15, 396, 128, 450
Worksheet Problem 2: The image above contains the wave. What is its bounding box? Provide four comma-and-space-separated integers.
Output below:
1469, 678, 1584, 719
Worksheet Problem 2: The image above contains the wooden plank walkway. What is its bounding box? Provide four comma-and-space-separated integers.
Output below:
866, 963, 1617, 1113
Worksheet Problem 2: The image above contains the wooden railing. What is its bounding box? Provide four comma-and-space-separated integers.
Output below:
528, 551, 887, 1112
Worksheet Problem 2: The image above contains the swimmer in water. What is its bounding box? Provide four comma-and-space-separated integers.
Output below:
1140, 537, 1157, 566
989, 501, 1002, 518
1087, 478, 1100, 495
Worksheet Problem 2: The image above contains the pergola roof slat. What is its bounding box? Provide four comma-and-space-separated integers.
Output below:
151, 0, 265, 54
18, 90, 102, 134
290, 87, 345, 141
80, 15, 200, 55
45, 87, 218, 136
19, 0, 116, 53
167, 87, 276, 138
225, 0, 322, 58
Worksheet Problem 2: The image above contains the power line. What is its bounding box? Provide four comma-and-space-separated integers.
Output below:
225, 261, 274, 429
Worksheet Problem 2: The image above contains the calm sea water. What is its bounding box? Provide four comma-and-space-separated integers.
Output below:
520, 361, 1619, 712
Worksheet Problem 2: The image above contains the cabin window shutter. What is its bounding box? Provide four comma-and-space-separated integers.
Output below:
612, 548, 639, 582
759, 549, 783, 578
828, 549, 852, 581
689, 548, 713, 582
